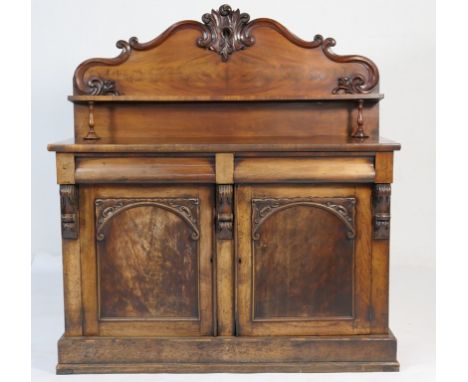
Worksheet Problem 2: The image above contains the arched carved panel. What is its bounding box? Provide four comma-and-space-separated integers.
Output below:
94, 197, 200, 320
251, 197, 356, 320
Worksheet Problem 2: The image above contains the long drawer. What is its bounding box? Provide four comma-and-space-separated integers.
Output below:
75, 157, 215, 183
234, 157, 375, 183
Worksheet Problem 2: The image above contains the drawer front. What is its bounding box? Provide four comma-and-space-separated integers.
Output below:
75, 156, 215, 183
234, 157, 375, 183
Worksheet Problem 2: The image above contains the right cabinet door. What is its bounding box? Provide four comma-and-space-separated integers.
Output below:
236, 185, 372, 336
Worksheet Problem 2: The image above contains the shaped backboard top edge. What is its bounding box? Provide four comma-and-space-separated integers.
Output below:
73, 4, 380, 98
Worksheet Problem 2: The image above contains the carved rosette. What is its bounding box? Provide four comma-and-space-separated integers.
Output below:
216, 185, 234, 239
95, 198, 200, 241
197, 4, 255, 61
60, 185, 79, 240
252, 197, 356, 241
373, 184, 391, 240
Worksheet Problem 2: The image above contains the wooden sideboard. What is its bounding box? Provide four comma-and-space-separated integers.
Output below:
48, 4, 400, 374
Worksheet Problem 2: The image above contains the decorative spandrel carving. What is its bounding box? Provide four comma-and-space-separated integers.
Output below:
373, 184, 391, 240
95, 198, 200, 241
197, 4, 255, 62
216, 185, 233, 239
252, 197, 356, 241
60, 185, 79, 240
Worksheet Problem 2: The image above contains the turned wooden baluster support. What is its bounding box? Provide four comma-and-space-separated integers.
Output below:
83, 101, 100, 140
351, 99, 369, 138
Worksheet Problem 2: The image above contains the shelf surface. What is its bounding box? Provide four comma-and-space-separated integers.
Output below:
68, 94, 384, 103
48, 135, 400, 153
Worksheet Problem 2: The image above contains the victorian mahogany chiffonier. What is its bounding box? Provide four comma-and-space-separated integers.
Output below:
48, 4, 401, 374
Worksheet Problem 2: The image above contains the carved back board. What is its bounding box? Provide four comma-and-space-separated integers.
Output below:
70, 4, 381, 140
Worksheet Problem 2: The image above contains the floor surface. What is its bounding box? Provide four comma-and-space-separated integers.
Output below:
32, 253, 435, 381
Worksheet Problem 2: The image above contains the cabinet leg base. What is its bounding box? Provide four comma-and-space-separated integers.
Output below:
57, 331, 398, 374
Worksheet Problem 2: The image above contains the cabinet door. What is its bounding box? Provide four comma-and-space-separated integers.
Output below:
236, 185, 372, 336
80, 185, 214, 336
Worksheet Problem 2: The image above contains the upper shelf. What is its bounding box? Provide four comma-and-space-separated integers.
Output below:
68, 94, 384, 103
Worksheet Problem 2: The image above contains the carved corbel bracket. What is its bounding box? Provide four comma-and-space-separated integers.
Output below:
216, 185, 234, 239
373, 184, 391, 240
60, 185, 79, 240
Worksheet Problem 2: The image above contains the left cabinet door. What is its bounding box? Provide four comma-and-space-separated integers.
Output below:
79, 185, 214, 336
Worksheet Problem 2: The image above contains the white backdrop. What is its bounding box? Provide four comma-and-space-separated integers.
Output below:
32, 0, 435, 380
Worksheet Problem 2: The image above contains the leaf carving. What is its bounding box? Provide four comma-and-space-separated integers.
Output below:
197, 4, 255, 61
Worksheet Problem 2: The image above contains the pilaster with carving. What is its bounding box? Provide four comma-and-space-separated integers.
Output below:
60, 185, 79, 240
373, 184, 391, 240
216, 185, 234, 239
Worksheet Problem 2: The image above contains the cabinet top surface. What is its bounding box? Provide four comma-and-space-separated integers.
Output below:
48, 135, 400, 153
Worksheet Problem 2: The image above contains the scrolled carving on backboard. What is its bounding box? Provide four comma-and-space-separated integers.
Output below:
321, 38, 379, 94
252, 197, 356, 241
86, 77, 120, 96
197, 4, 255, 61
373, 184, 391, 240
73, 39, 132, 95
95, 197, 200, 241
332, 75, 367, 94
216, 185, 234, 239
60, 185, 79, 240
